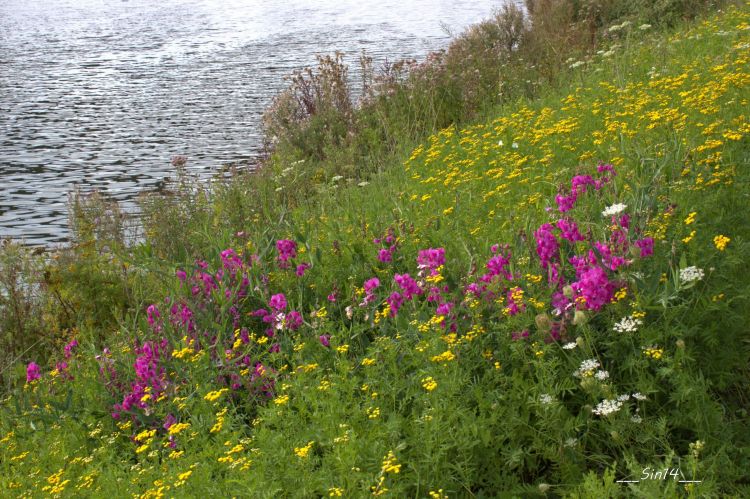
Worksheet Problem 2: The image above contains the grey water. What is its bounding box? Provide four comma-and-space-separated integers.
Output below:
0, 0, 505, 246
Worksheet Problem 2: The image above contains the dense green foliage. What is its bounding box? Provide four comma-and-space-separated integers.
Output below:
1, 2, 749, 497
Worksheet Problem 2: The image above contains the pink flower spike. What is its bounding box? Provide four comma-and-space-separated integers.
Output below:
26, 362, 41, 383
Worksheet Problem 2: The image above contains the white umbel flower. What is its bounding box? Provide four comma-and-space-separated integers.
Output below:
592, 398, 624, 416
613, 316, 643, 333
679, 266, 704, 284
595, 370, 610, 381
602, 203, 627, 217
562, 342, 577, 350
539, 394, 555, 405
574, 358, 600, 378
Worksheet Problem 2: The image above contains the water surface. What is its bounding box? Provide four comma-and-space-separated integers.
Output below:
0, 0, 504, 245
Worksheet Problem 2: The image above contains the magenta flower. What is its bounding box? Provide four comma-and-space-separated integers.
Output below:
597, 162, 615, 174
534, 223, 559, 270
26, 362, 41, 383
556, 218, 584, 242
571, 266, 615, 311
555, 193, 576, 213
276, 239, 297, 268
364, 277, 380, 293
319, 335, 331, 347
569, 250, 597, 274
417, 248, 445, 274
378, 248, 393, 263
464, 282, 484, 297
362, 277, 380, 305
146, 304, 161, 331
483, 251, 513, 281
163, 414, 176, 430
555, 167, 615, 212
286, 311, 303, 330
269, 293, 287, 312
436, 302, 454, 316
394, 273, 422, 300
594, 241, 628, 271
175, 269, 187, 283
200, 272, 218, 294
295, 263, 311, 277
64, 339, 78, 359
634, 237, 654, 258
571, 174, 596, 195
220, 248, 243, 275
386, 291, 404, 317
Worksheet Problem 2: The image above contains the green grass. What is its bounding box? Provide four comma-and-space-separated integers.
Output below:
2, 3, 750, 497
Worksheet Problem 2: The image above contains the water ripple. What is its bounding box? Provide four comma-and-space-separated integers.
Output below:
1, 0, 504, 245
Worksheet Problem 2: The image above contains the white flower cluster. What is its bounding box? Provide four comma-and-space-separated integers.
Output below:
608, 20, 631, 33
539, 394, 555, 405
632, 392, 648, 401
613, 316, 643, 333
562, 342, 577, 350
602, 203, 627, 217
574, 358, 600, 378
595, 370, 610, 381
592, 398, 624, 416
680, 266, 705, 284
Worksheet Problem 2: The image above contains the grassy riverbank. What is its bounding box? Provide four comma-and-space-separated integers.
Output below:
2, 1, 750, 497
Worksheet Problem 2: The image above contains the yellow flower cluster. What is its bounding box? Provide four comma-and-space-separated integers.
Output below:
174, 470, 192, 487
643, 346, 664, 360
713, 234, 730, 250
274, 394, 289, 405
42, 469, 69, 495
211, 407, 228, 433
381, 450, 402, 474
294, 441, 314, 458
335, 344, 349, 354
168, 422, 191, 436
204, 388, 229, 402
431, 350, 456, 363
421, 376, 438, 391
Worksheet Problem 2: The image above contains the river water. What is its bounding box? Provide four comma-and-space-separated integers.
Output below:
0, 0, 504, 246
